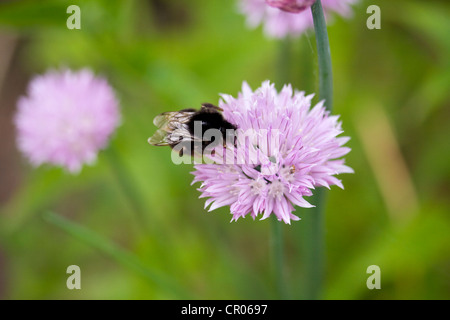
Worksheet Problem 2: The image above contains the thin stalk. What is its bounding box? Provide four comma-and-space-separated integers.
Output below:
300, 0, 333, 300
104, 144, 150, 234
311, 0, 333, 111
299, 188, 327, 299
271, 35, 294, 300
271, 216, 288, 299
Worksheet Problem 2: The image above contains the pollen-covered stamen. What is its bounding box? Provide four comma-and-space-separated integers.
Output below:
249, 178, 267, 195
268, 180, 285, 200
279, 164, 296, 183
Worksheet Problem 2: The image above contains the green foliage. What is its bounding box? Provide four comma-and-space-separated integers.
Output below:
0, 0, 449, 299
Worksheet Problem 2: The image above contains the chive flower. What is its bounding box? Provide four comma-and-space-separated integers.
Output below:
191, 81, 353, 224
15, 68, 120, 173
239, 0, 358, 38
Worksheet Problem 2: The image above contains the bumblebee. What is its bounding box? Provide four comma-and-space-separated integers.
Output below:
148, 103, 237, 157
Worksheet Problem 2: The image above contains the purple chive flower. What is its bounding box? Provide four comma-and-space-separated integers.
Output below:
15, 68, 121, 173
191, 81, 353, 224
239, 0, 358, 38
266, 0, 316, 13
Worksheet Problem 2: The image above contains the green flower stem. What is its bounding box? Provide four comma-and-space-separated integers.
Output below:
301, 0, 333, 300
271, 216, 288, 299
299, 188, 327, 299
312, 0, 333, 111
43, 211, 188, 298
271, 36, 294, 301
104, 144, 150, 234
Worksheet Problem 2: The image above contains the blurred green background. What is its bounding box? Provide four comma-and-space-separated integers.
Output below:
0, 0, 449, 299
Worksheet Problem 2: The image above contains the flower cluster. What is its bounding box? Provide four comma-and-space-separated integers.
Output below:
239, 0, 358, 38
15, 69, 120, 173
191, 81, 353, 224
266, 0, 316, 13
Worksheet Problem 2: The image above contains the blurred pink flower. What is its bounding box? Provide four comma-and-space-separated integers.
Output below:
191, 81, 353, 224
15, 68, 121, 173
239, 0, 358, 38
266, 0, 316, 13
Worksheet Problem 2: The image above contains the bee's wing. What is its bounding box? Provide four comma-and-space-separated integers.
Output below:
148, 113, 174, 146
149, 110, 196, 146
148, 128, 171, 146
153, 112, 173, 131
148, 127, 195, 146
153, 111, 195, 130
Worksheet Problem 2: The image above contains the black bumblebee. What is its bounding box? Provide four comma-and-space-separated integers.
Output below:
148, 103, 237, 157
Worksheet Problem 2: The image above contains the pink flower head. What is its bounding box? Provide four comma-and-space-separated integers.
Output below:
191, 81, 353, 224
266, 0, 316, 13
15, 68, 121, 173
239, 0, 358, 38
